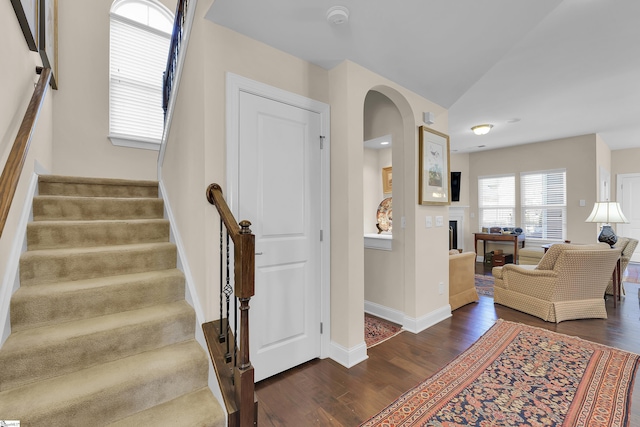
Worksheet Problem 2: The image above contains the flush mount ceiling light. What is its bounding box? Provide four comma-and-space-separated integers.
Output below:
471, 124, 493, 135
327, 6, 349, 25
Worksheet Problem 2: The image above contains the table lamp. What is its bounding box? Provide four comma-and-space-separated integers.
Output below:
584, 202, 629, 247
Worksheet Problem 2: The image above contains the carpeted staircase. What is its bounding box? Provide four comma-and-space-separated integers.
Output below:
0, 175, 225, 426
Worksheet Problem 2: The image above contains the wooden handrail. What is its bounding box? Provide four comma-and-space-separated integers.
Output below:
206, 183, 256, 427
0, 67, 52, 239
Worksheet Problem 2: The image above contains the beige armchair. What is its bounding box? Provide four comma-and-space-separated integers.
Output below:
492, 243, 620, 322
449, 251, 479, 311
605, 237, 638, 296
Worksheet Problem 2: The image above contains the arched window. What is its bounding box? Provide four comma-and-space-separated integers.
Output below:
109, 0, 173, 150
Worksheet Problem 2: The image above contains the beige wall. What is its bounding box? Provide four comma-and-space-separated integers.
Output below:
328, 61, 449, 347
469, 134, 601, 253
51, 0, 177, 180
1, 0, 54, 339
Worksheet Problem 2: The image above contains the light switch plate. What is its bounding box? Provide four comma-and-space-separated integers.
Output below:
436, 216, 443, 227
425, 216, 432, 228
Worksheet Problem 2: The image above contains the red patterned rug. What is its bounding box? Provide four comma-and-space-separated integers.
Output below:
365, 314, 403, 348
475, 273, 494, 297
360, 319, 639, 427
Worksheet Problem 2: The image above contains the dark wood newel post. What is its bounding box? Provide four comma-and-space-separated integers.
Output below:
236, 220, 255, 426
237, 220, 254, 370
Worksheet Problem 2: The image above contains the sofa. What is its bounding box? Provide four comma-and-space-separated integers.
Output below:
449, 251, 479, 311
492, 243, 620, 322
518, 247, 545, 265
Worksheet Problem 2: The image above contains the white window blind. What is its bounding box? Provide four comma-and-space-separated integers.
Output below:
521, 169, 566, 240
109, 2, 172, 146
478, 175, 515, 229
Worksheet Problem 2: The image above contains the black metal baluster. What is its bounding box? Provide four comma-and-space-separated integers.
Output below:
224, 231, 232, 363
218, 219, 225, 343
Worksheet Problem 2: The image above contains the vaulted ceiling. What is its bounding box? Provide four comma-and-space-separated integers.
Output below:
207, 0, 640, 153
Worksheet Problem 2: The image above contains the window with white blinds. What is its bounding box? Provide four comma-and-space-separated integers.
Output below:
109, 0, 172, 149
521, 169, 566, 240
478, 175, 515, 229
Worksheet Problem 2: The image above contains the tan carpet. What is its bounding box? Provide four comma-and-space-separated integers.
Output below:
0, 175, 224, 426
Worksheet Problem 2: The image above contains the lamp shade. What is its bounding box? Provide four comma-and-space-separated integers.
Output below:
585, 202, 629, 224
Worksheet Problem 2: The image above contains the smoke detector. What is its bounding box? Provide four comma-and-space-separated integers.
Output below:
327, 6, 349, 25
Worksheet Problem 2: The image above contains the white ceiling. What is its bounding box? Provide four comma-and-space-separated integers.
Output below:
206, 0, 640, 153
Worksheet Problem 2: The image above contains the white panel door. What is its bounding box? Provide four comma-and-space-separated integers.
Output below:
238, 91, 321, 382
619, 174, 640, 263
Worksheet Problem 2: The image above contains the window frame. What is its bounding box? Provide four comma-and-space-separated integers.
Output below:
108, 0, 173, 151
520, 168, 567, 242
477, 174, 516, 230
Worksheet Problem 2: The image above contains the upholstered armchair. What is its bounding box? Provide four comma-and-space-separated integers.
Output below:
605, 237, 638, 296
492, 243, 620, 322
449, 251, 479, 311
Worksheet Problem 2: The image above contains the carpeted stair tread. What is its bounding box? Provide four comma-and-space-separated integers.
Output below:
1, 175, 225, 424
107, 388, 225, 427
20, 242, 177, 286
11, 269, 185, 332
27, 218, 170, 250
0, 301, 195, 391
38, 175, 159, 198
33, 195, 164, 221
0, 340, 210, 426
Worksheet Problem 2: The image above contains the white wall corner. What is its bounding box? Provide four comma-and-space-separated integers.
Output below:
328, 340, 368, 369
402, 305, 452, 334
364, 300, 405, 325
0, 172, 39, 346
157, 180, 226, 416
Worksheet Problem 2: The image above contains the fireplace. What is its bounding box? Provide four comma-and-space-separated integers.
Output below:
448, 207, 465, 251
449, 220, 458, 250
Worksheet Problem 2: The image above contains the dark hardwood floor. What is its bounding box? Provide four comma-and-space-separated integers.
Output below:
255, 263, 640, 426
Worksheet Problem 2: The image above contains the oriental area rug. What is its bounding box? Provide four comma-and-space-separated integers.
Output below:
474, 273, 494, 297
365, 314, 403, 348
360, 319, 639, 427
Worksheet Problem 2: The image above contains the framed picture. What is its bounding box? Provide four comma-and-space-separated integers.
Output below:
382, 166, 392, 194
10, 0, 39, 51
39, 0, 58, 89
418, 125, 450, 205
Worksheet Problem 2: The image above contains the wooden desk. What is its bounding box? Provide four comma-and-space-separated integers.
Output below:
474, 233, 525, 264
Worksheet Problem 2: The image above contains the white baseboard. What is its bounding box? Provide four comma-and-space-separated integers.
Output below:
402, 305, 452, 334
364, 300, 405, 325
328, 340, 368, 369
158, 180, 225, 413
0, 173, 39, 346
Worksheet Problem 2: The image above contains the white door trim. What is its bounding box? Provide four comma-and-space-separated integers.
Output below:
225, 72, 331, 360
617, 173, 640, 263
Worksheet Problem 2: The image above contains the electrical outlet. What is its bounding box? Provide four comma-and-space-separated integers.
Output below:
425, 216, 432, 228
438, 282, 444, 294
401, 216, 406, 228
436, 216, 443, 227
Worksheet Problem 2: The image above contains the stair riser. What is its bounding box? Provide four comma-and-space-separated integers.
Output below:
20, 244, 177, 286
0, 304, 196, 392
27, 220, 170, 250
39, 180, 158, 198
11, 271, 185, 332
0, 342, 209, 426
33, 197, 164, 221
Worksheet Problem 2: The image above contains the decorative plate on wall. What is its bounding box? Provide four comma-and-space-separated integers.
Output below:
376, 197, 392, 233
